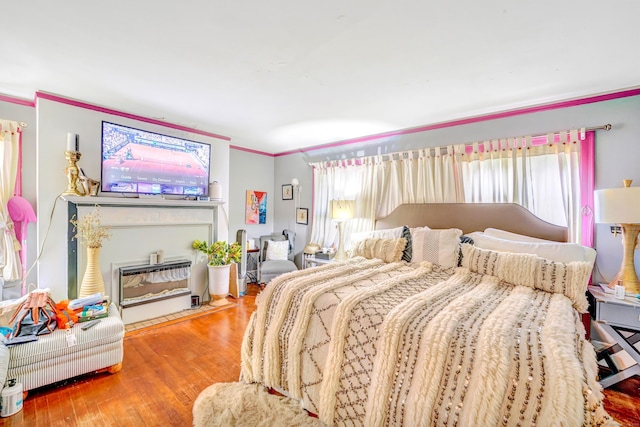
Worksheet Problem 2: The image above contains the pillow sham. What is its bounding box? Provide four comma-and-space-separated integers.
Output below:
265, 240, 289, 261
350, 226, 404, 247
401, 225, 412, 262
460, 244, 592, 312
482, 228, 596, 264
350, 225, 411, 261
466, 232, 593, 265
410, 227, 462, 269
483, 228, 552, 243
351, 237, 406, 263
457, 235, 475, 267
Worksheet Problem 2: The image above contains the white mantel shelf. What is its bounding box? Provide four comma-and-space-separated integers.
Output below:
62, 195, 225, 208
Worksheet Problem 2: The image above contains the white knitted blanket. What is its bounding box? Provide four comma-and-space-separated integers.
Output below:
241, 252, 616, 427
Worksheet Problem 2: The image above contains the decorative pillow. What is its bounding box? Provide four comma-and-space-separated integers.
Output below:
482, 228, 596, 265
401, 225, 412, 262
460, 244, 592, 312
410, 227, 463, 268
457, 235, 475, 267
466, 232, 593, 265
352, 237, 406, 263
265, 240, 289, 261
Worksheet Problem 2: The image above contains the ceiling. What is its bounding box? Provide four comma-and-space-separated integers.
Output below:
3, 1, 640, 154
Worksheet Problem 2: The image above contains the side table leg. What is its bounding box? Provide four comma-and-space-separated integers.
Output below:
597, 322, 640, 388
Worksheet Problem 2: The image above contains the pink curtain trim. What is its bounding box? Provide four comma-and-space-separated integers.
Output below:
580, 131, 595, 247
15, 128, 22, 196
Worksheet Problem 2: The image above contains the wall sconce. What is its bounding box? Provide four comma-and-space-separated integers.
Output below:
594, 179, 640, 295
330, 199, 355, 261
291, 178, 300, 197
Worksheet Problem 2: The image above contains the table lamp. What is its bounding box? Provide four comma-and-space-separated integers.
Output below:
330, 200, 355, 261
594, 179, 640, 294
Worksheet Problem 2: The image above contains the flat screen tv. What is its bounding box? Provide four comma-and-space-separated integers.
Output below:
101, 121, 211, 196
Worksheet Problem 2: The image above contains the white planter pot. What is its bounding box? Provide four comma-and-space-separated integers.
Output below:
208, 264, 231, 302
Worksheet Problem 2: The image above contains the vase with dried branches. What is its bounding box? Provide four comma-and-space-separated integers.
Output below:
70, 207, 111, 298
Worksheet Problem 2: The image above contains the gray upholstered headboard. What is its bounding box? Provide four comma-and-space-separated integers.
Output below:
375, 203, 568, 242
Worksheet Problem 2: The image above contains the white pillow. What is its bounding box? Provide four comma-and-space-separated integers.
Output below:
466, 232, 593, 264
483, 228, 552, 243
481, 228, 596, 265
349, 226, 404, 248
265, 240, 289, 261
410, 227, 462, 268
351, 237, 406, 263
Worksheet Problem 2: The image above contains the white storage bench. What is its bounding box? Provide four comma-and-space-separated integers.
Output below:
4, 302, 124, 392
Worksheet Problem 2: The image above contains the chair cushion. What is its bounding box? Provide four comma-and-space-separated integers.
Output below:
260, 260, 297, 275
266, 240, 289, 261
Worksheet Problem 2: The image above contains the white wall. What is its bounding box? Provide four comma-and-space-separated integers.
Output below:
273, 153, 313, 266
228, 148, 275, 248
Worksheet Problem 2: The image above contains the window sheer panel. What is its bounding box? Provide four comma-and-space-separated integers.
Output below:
309, 160, 376, 249
460, 131, 582, 242
310, 128, 591, 248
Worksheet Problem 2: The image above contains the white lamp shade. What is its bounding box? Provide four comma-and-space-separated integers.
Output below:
594, 187, 640, 224
330, 200, 355, 220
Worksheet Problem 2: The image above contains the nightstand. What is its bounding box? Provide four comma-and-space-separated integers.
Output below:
587, 285, 640, 388
304, 255, 335, 269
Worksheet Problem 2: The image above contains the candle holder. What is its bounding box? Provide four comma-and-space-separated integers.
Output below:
62, 150, 84, 196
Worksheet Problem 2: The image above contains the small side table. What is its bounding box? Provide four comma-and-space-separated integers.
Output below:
587, 285, 640, 388
304, 255, 335, 269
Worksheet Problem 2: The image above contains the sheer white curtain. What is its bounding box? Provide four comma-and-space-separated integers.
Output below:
310, 128, 587, 247
309, 147, 462, 248
459, 129, 583, 242
309, 159, 377, 248
0, 120, 22, 281
375, 147, 463, 218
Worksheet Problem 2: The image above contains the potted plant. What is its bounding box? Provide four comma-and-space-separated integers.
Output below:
70, 207, 111, 297
192, 240, 242, 305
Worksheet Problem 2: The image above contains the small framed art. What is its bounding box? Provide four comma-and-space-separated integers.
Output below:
282, 184, 293, 200
296, 208, 309, 225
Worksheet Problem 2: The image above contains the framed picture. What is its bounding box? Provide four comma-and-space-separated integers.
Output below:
245, 190, 267, 224
296, 207, 308, 225
282, 184, 293, 200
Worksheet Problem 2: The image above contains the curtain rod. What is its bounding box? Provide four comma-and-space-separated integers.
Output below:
525, 123, 611, 140
310, 123, 612, 167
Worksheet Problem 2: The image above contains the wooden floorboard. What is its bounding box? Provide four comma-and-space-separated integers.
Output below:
1, 283, 638, 426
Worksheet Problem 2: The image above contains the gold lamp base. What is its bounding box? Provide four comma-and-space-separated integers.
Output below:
607, 223, 640, 295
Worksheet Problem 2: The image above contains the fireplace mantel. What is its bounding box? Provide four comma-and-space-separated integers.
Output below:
65, 195, 223, 300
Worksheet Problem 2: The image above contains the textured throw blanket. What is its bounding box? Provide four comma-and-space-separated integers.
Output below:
241, 248, 616, 427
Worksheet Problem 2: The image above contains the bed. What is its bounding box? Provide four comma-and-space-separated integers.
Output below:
237, 203, 615, 426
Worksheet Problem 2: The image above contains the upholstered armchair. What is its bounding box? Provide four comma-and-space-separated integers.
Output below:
257, 229, 298, 285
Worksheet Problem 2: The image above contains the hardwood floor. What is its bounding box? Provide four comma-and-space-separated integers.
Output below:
2, 283, 638, 426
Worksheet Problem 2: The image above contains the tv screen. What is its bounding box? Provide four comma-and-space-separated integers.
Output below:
101, 121, 211, 196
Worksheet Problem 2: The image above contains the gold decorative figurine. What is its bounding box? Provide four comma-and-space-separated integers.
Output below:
62, 150, 84, 196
